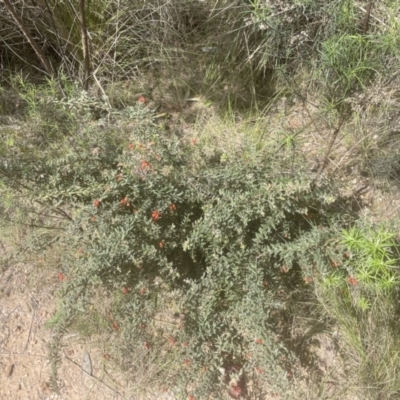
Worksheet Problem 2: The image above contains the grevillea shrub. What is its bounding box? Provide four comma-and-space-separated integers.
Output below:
0, 97, 354, 397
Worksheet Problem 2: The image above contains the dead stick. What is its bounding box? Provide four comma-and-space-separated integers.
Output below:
78, 0, 91, 90
24, 309, 36, 352
64, 355, 123, 396
362, 1, 373, 34
316, 118, 345, 176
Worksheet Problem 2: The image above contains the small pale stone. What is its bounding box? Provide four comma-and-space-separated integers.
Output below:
82, 350, 92, 376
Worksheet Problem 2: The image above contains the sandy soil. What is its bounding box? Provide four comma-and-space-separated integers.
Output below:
0, 260, 133, 400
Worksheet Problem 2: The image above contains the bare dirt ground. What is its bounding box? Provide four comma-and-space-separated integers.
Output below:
0, 259, 134, 400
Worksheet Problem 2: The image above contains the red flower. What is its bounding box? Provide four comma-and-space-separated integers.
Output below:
57, 272, 67, 281
120, 196, 129, 207
255, 338, 263, 344
169, 203, 176, 211
93, 199, 101, 208
143, 342, 151, 350
140, 287, 148, 295
121, 286, 130, 294
141, 160, 151, 170
304, 276, 313, 284
188, 396, 196, 400
228, 384, 242, 399
137, 96, 147, 103
347, 276, 358, 286
128, 143, 135, 150
152, 210, 161, 221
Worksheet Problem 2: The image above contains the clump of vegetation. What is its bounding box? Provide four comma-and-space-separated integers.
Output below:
2, 0, 400, 398
315, 224, 400, 399
0, 83, 351, 397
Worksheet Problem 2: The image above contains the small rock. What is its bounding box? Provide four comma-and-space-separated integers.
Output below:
6, 363, 14, 377
82, 350, 92, 375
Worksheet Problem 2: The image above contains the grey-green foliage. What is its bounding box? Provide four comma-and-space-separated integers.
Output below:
0, 88, 357, 397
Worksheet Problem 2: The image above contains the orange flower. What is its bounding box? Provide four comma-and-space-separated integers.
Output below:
255, 338, 263, 344
152, 210, 161, 221
169, 203, 176, 211
137, 96, 147, 103
128, 143, 135, 150
93, 199, 101, 208
304, 276, 313, 284
141, 160, 151, 169
183, 359, 191, 365
347, 276, 358, 286
188, 396, 196, 400
57, 272, 67, 281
